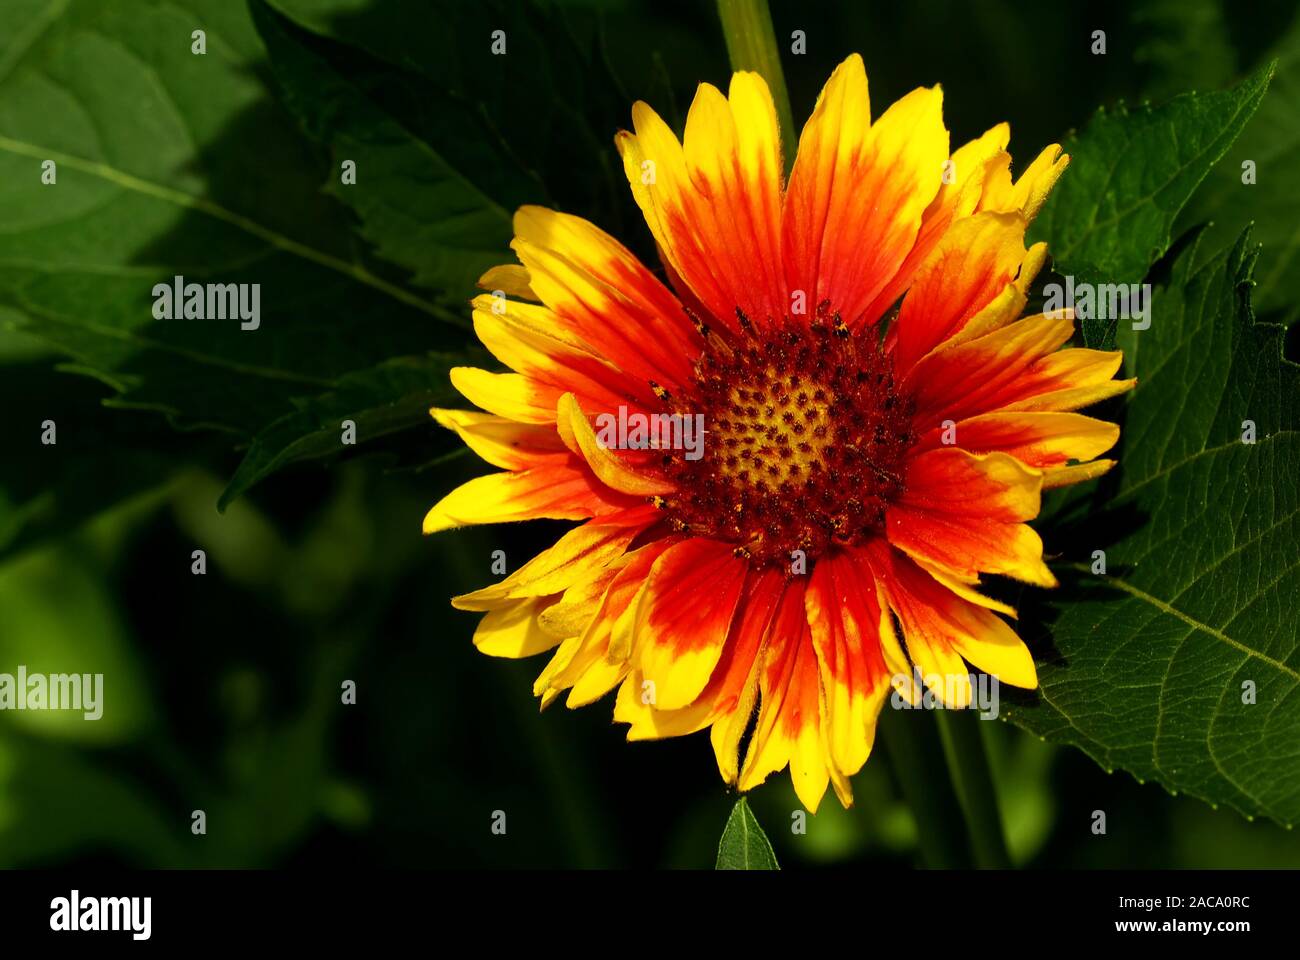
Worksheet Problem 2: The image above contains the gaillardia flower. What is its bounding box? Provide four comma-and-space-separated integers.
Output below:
425, 54, 1134, 811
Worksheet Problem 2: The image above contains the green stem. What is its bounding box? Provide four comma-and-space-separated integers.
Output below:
878, 710, 972, 869
935, 709, 1013, 869
715, 0, 797, 173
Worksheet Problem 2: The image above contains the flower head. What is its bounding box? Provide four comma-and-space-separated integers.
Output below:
425, 54, 1134, 811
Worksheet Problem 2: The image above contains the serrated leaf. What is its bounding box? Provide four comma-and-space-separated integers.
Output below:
252, 0, 512, 294
1030, 62, 1272, 347
1177, 10, 1300, 325
1128, 0, 1300, 325
1010, 228, 1300, 826
264, 0, 662, 257
715, 797, 779, 870
219, 352, 468, 509
0, 0, 475, 503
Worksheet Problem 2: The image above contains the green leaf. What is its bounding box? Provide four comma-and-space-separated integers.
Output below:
0, 0, 476, 502
1009, 228, 1300, 826
251, 0, 512, 295
715, 796, 780, 870
219, 352, 468, 509
1177, 10, 1300, 325
1030, 62, 1272, 346
262, 0, 662, 255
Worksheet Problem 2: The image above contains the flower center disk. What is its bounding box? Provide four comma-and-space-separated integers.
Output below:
656, 308, 915, 567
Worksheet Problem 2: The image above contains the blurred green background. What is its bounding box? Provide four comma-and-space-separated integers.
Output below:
2, 0, 1299, 868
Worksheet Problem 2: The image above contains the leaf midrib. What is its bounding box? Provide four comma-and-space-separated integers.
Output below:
1061, 562, 1300, 683
0, 133, 462, 326
18, 301, 336, 388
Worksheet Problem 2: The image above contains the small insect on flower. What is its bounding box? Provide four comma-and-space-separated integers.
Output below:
424, 54, 1134, 811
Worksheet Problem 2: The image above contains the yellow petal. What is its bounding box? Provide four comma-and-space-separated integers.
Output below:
430, 408, 567, 471
558, 393, 676, 496
453, 521, 640, 610
477, 263, 537, 300
473, 598, 564, 658
450, 367, 559, 424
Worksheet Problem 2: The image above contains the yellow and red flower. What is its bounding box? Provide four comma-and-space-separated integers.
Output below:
425, 54, 1134, 811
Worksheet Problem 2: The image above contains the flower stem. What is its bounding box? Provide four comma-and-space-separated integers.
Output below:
715, 0, 797, 173
935, 709, 1013, 869
878, 710, 973, 869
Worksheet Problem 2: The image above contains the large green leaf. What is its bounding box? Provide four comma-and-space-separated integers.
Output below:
1175, 9, 1300, 326
715, 796, 780, 870
262, 0, 668, 255
1009, 229, 1300, 826
1030, 62, 1271, 347
219, 352, 469, 509
252, 0, 512, 295
0, 0, 474, 507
